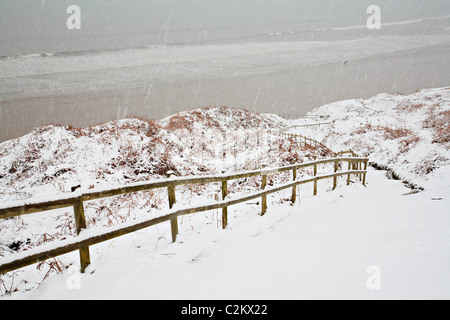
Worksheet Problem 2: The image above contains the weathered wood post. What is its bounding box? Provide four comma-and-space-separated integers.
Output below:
347, 160, 351, 185
261, 171, 267, 216
362, 160, 368, 186
71, 185, 90, 273
333, 160, 338, 190
313, 160, 318, 196
221, 179, 228, 229
291, 168, 297, 205
166, 171, 178, 243
359, 161, 363, 181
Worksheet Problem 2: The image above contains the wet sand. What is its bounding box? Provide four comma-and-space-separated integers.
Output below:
1, 44, 449, 142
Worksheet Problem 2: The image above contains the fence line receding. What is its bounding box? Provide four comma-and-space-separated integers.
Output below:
0, 154, 368, 275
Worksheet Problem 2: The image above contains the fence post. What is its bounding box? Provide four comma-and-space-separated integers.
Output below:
261, 174, 267, 215
313, 161, 318, 196
359, 161, 363, 181
347, 160, 351, 185
333, 160, 338, 190
362, 160, 368, 186
166, 171, 178, 243
72, 185, 90, 273
222, 180, 228, 229
291, 168, 297, 205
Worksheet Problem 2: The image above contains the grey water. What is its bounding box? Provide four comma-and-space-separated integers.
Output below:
0, 0, 450, 141
1, 0, 449, 55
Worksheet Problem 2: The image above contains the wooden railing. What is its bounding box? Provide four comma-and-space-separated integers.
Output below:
281, 128, 367, 178
282, 122, 332, 129
0, 156, 368, 275
281, 131, 365, 185
280, 131, 358, 157
280, 131, 328, 149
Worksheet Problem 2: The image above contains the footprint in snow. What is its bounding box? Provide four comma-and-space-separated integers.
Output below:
190, 251, 209, 263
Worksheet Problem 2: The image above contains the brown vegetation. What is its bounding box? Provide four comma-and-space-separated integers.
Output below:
423, 110, 450, 145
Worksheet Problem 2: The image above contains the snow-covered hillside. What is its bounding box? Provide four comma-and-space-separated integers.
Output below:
292, 87, 450, 190
0, 106, 328, 202
1, 89, 449, 299
6, 167, 448, 300
0, 106, 334, 295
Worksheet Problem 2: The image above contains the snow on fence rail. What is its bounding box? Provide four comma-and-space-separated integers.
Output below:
0, 156, 368, 275
280, 131, 328, 149
282, 122, 332, 130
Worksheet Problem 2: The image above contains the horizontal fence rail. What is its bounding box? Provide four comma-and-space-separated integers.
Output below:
0, 157, 365, 219
281, 122, 332, 130
281, 131, 358, 158
0, 156, 368, 275
280, 132, 328, 150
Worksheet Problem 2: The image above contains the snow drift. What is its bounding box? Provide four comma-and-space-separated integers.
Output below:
0, 106, 331, 267
1, 89, 449, 298
294, 87, 450, 190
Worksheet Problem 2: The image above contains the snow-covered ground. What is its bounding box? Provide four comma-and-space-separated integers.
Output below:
2, 167, 449, 299
292, 87, 450, 190
1, 88, 449, 299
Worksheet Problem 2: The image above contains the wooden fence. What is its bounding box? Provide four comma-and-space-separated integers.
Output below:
0, 155, 368, 275
280, 132, 328, 149
280, 131, 366, 182
281, 122, 332, 130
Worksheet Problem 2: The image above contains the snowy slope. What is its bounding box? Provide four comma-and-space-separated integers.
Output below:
0, 106, 334, 295
0, 106, 305, 202
1, 90, 449, 299
291, 87, 450, 190
2, 167, 449, 300
0, 105, 322, 206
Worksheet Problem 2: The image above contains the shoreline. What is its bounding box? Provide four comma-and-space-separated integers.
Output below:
1, 44, 449, 142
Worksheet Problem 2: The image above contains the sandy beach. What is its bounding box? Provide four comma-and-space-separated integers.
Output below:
1, 42, 449, 142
